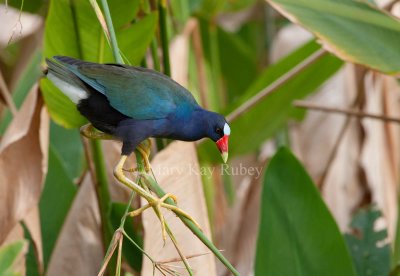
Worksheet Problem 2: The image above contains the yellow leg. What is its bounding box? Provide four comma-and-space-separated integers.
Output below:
114, 155, 202, 241
80, 123, 115, 140
123, 139, 152, 173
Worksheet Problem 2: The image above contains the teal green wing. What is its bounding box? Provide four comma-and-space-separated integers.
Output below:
55, 57, 198, 120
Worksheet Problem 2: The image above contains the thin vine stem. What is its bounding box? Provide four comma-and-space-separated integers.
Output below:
100, 0, 123, 63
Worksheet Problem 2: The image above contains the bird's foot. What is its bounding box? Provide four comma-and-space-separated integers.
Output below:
114, 155, 202, 242
80, 123, 114, 140
128, 193, 177, 241
129, 193, 202, 242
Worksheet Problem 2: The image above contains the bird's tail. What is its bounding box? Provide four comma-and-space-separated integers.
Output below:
45, 58, 89, 104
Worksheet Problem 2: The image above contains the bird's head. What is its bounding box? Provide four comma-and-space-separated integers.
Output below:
205, 112, 230, 163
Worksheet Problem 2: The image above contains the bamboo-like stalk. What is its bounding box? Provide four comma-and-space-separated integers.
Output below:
100, 0, 123, 64
158, 0, 171, 76
90, 140, 113, 251
208, 19, 225, 109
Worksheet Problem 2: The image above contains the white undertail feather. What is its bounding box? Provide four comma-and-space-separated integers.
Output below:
47, 73, 88, 104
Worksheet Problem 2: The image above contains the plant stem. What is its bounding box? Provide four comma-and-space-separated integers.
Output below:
294, 100, 400, 124
143, 0, 161, 72
227, 48, 327, 121
158, 0, 171, 76
94, 1, 238, 274
145, 173, 240, 276
90, 140, 113, 248
165, 224, 194, 275
150, 39, 161, 72
100, 0, 123, 63
208, 18, 225, 109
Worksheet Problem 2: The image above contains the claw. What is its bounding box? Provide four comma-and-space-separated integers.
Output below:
129, 193, 181, 242
114, 154, 202, 243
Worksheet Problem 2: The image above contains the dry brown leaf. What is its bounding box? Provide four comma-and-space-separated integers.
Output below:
0, 5, 42, 48
212, 156, 263, 276
270, 25, 364, 230
46, 174, 103, 276
170, 19, 195, 88
360, 73, 400, 240
0, 85, 49, 243
141, 141, 216, 276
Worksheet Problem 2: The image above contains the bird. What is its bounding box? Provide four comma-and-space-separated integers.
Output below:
45, 56, 230, 163
44, 56, 231, 239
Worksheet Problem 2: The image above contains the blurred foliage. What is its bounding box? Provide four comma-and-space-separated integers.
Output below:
345, 207, 390, 276
198, 40, 343, 163
267, 0, 400, 74
4, 0, 46, 13
0, 240, 26, 276
41, 0, 157, 128
39, 147, 77, 269
0, 51, 42, 135
22, 225, 39, 276
255, 147, 356, 275
109, 202, 143, 272
1, 0, 399, 274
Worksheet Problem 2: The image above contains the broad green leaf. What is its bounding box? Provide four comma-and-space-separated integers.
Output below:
267, 0, 400, 74
109, 202, 143, 272
345, 207, 390, 276
0, 240, 26, 276
198, 40, 343, 163
113, 12, 159, 66
49, 122, 84, 180
22, 225, 39, 276
39, 146, 77, 269
197, 17, 260, 109
41, 0, 157, 128
5, 0, 45, 13
255, 147, 356, 276
218, 27, 258, 103
196, 0, 257, 17
41, 0, 87, 128
40, 78, 87, 129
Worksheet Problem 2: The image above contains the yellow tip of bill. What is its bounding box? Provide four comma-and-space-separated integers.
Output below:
221, 152, 228, 163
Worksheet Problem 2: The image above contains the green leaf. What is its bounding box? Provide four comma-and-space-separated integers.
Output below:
345, 206, 390, 276
267, 0, 400, 74
5, 0, 45, 13
39, 146, 77, 269
217, 27, 258, 103
198, 40, 343, 163
40, 78, 87, 129
114, 12, 159, 66
22, 225, 39, 276
0, 240, 26, 276
109, 202, 143, 272
41, 0, 157, 128
255, 147, 356, 276
49, 122, 85, 180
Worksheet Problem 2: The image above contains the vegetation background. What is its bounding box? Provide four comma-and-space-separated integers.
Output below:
0, 0, 399, 275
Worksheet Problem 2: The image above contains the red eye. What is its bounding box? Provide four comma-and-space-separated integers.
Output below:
216, 127, 223, 136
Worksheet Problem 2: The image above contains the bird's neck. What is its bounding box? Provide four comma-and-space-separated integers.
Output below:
176, 108, 210, 141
